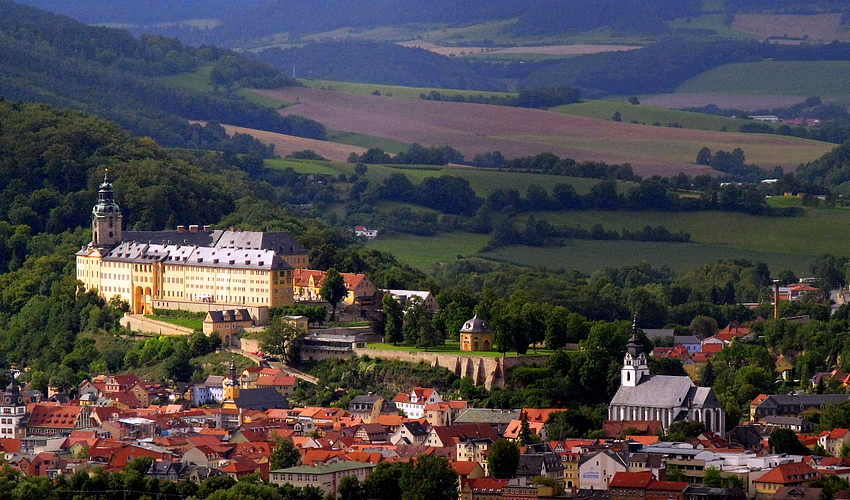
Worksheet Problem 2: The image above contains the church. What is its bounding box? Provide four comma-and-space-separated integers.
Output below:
75, 173, 309, 318
609, 322, 726, 435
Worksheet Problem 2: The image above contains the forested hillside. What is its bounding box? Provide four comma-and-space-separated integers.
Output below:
0, 0, 326, 150
0, 98, 428, 392
15, 0, 703, 44
520, 38, 850, 95
255, 42, 509, 91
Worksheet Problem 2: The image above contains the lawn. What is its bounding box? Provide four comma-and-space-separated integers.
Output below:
365, 342, 556, 357
480, 240, 816, 276
367, 205, 850, 275
265, 158, 352, 176
552, 100, 760, 132
367, 232, 490, 271
300, 79, 516, 99
534, 208, 850, 257
145, 315, 203, 331
675, 61, 850, 104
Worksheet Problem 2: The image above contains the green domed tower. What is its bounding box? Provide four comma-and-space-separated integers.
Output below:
92, 171, 122, 248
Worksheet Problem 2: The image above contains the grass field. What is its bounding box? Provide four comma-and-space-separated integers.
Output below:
262, 158, 631, 197
367, 232, 490, 270
368, 203, 850, 275
676, 61, 850, 104
144, 315, 203, 331
480, 240, 815, 275
301, 79, 516, 99
536, 208, 850, 256
552, 100, 760, 132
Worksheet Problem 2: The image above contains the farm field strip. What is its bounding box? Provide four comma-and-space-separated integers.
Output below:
252, 87, 833, 177
674, 61, 850, 104
217, 124, 366, 162
552, 100, 757, 132
479, 240, 815, 275
534, 209, 850, 256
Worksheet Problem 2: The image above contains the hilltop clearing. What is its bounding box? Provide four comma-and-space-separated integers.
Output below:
252, 87, 833, 177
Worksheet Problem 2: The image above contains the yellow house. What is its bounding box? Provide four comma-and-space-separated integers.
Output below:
460, 315, 494, 352
753, 462, 819, 500
203, 309, 254, 335
76, 174, 304, 315
293, 270, 377, 305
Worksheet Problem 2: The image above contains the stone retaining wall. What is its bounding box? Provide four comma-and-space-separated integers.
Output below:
352, 348, 548, 389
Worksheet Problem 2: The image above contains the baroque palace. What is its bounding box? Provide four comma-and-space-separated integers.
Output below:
76, 174, 308, 318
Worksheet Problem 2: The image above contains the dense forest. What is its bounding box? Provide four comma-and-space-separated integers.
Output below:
16, 0, 703, 44
0, 0, 326, 150
254, 42, 509, 91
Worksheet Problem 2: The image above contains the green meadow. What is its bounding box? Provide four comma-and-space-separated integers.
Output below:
300, 79, 516, 99
368, 202, 850, 275
552, 100, 760, 132
676, 61, 850, 104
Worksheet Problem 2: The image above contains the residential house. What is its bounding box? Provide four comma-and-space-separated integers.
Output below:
390, 421, 429, 445
270, 461, 376, 498
255, 376, 298, 398
353, 226, 379, 240
424, 400, 468, 427
383, 290, 437, 313
454, 408, 522, 437
193, 376, 226, 406
393, 388, 442, 419
460, 478, 510, 500
759, 416, 815, 433
354, 423, 389, 444
752, 395, 850, 421
457, 438, 494, 476
818, 429, 850, 457
203, 309, 253, 336
580, 450, 629, 490
754, 462, 820, 500
26, 405, 94, 436
348, 394, 390, 423
516, 450, 565, 484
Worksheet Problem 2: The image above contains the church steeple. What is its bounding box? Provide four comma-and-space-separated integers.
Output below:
621, 318, 649, 387
92, 170, 122, 248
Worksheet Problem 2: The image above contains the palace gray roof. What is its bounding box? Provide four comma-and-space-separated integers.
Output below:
121, 229, 306, 255
99, 241, 292, 271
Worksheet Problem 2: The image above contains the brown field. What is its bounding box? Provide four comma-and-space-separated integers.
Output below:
254, 88, 833, 177
732, 14, 850, 42
641, 93, 809, 110
396, 41, 641, 57
218, 124, 366, 162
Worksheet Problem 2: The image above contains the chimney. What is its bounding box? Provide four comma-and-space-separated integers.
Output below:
203, 225, 211, 233
177, 225, 185, 233
189, 225, 199, 233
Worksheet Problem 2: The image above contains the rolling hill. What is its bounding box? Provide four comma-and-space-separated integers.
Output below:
250, 87, 834, 177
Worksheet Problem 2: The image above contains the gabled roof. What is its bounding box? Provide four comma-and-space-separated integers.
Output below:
610, 471, 654, 488
755, 462, 820, 484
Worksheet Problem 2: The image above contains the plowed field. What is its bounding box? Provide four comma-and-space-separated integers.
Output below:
256, 88, 833, 177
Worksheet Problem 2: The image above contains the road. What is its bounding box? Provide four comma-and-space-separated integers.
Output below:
227, 348, 319, 384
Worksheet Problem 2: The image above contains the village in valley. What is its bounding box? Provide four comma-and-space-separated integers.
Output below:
1, 174, 849, 500
9, 1, 850, 499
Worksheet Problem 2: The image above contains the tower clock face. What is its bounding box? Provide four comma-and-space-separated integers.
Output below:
3, 397, 9, 404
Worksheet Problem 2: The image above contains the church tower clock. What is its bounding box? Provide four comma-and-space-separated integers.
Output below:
92, 171, 122, 248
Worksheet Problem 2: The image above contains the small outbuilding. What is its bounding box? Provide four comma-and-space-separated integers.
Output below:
460, 315, 493, 352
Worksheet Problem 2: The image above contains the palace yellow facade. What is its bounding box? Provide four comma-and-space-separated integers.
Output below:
76, 174, 307, 315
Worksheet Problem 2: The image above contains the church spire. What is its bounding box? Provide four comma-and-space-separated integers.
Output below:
91, 169, 122, 248
621, 317, 649, 387
626, 317, 644, 358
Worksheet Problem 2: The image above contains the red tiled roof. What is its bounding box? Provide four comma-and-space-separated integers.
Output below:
755, 462, 820, 484
27, 405, 84, 428
465, 478, 509, 493
453, 461, 480, 475
610, 471, 654, 488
